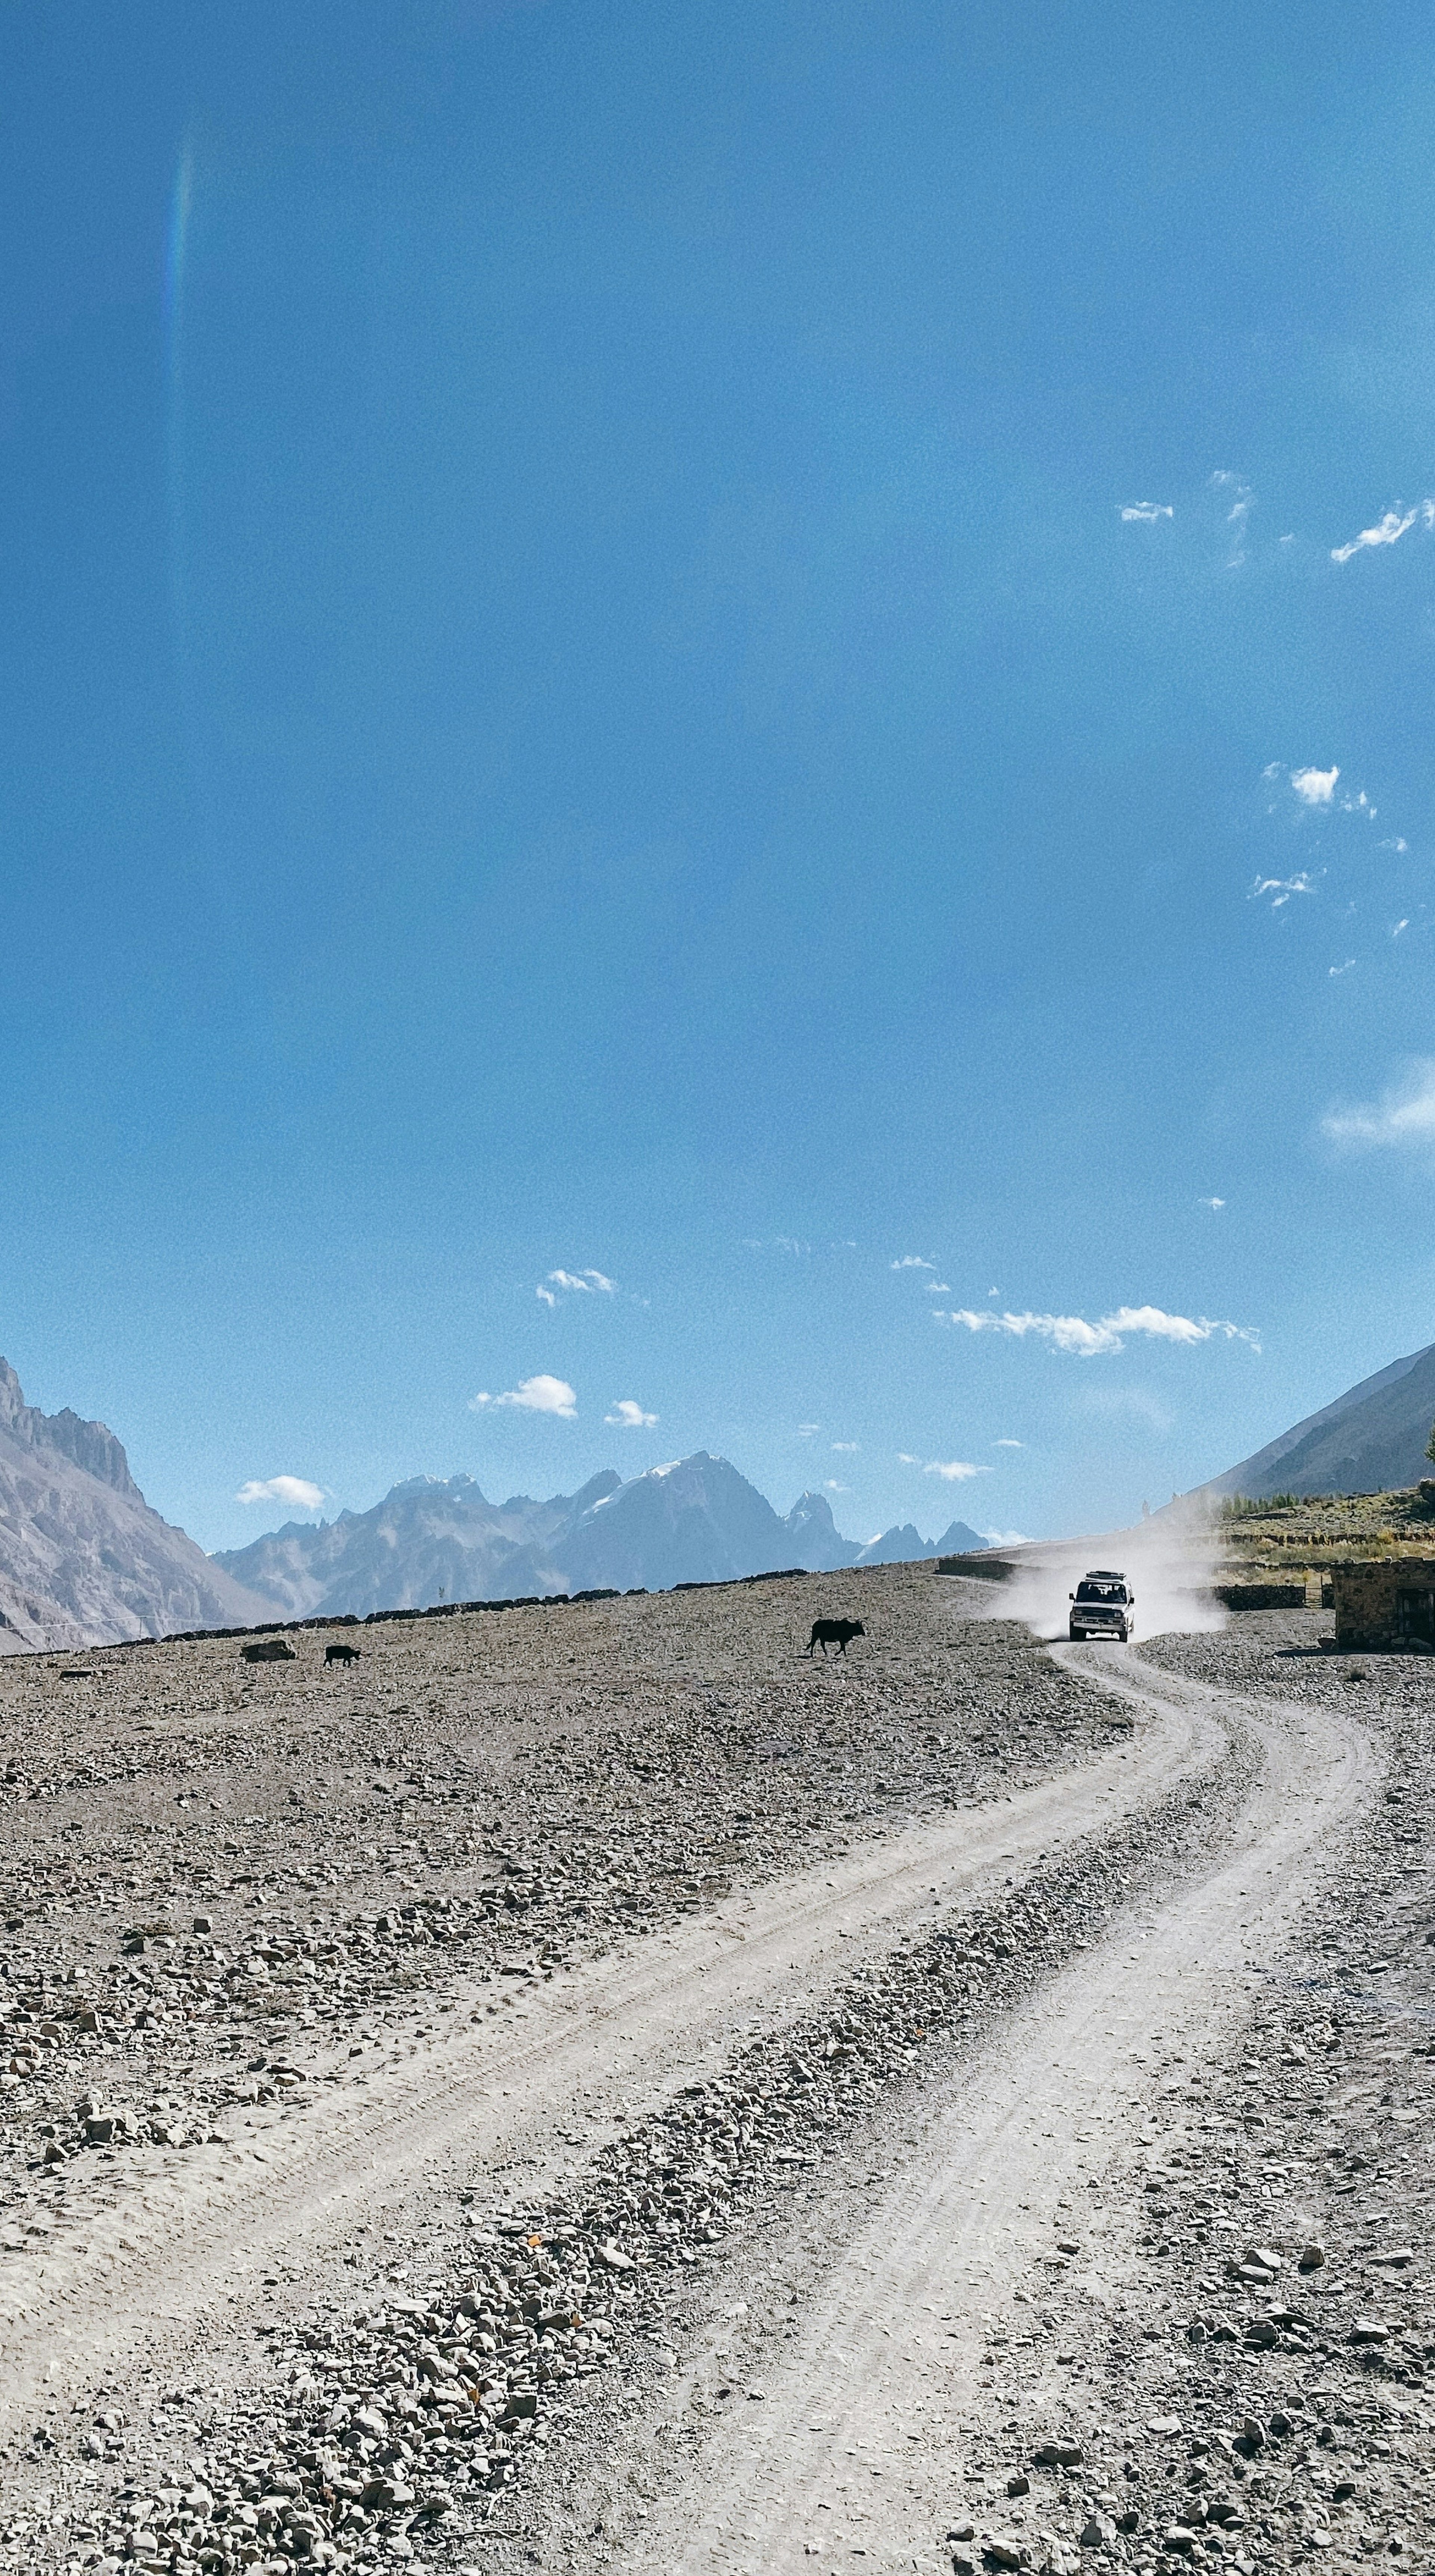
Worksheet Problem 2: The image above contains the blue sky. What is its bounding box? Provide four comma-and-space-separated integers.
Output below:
4, 0, 1435, 1553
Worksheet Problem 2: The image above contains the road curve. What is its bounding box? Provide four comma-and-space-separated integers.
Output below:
0, 1670, 1217, 2428
626, 1647, 1376, 2576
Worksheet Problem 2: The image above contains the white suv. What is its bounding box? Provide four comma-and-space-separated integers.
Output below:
1068, 1569, 1135, 1643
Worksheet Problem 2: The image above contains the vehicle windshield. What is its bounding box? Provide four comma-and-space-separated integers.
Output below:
1076, 1580, 1126, 1602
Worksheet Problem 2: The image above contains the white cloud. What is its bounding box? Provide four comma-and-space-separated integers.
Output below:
797, 1422, 821, 1437
831, 1441, 859, 1452
1323, 1060, 1435, 1149
1330, 502, 1434, 566
1200, 1196, 1225, 1210
1212, 470, 1253, 566
1328, 958, 1357, 978
470, 1375, 577, 1418
605, 1398, 657, 1428
924, 1459, 982, 1481
925, 1281, 951, 1293
1250, 872, 1315, 908
1120, 502, 1173, 523
1290, 766, 1339, 805
993, 1437, 1024, 1447
535, 1284, 557, 1308
236, 1475, 326, 1510
1393, 919, 1411, 939
897, 1452, 921, 1465
891, 1254, 936, 1271
982, 1527, 1030, 1546
824, 1479, 849, 1492
544, 1267, 616, 1296
940, 1305, 1260, 1355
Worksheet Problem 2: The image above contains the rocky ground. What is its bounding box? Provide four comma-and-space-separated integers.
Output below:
0, 1569, 1121, 2178
916, 1612, 1435, 2576
0, 1584, 1424, 2576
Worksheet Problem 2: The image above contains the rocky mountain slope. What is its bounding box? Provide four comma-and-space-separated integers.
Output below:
0, 1359, 274, 1650
1198, 1339, 1435, 1500
215, 1451, 987, 1618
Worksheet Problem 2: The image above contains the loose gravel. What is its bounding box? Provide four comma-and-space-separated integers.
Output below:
0, 1571, 1122, 2191
931, 1612, 1435, 2576
2, 1643, 1244, 2573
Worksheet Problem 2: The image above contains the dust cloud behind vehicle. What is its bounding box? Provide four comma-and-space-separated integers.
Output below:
972, 1511, 1227, 1645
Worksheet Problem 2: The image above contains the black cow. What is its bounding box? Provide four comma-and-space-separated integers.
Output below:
325, 1641, 362, 1666
242, 1637, 295, 1664
805, 1617, 866, 1658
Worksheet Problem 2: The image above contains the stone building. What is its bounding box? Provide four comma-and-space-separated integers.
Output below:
1330, 1558, 1435, 1652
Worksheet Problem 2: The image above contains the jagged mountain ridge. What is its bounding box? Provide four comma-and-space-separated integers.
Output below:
214, 1452, 988, 1618
1196, 1340, 1435, 1501
0, 1360, 275, 1650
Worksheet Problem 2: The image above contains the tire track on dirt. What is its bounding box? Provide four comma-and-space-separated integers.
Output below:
626, 1650, 1376, 2576
0, 1677, 1213, 2429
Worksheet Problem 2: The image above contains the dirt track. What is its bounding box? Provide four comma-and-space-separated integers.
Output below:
0, 1671, 1204, 2434
623, 1647, 1374, 2574
0, 1577, 1422, 2576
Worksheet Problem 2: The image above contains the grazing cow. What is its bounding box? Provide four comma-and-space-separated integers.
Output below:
242, 1637, 295, 1664
325, 1641, 361, 1666
805, 1617, 866, 1658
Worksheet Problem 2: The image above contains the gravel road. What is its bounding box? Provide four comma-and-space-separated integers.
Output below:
617, 1647, 1371, 2574
0, 1581, 1415, 2576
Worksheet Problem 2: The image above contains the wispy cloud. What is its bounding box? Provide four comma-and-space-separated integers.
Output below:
797, 1421, 821, 1437
831, 1440, 859, 1452
236, 1475, 326, 1510
897, 1450, 987, 1479
1250, 873, 1315, 908
1328, 958, 1357, 979
605, 1398, 657, 1428
1265, 762, 1381, 824
1331, 501, 1434, 566
1199, 1196, 1226, 1210
470, 1375, 577, 1418
993, 1437, 1024, 1447
541, 1267, 616, 1306
1290, 765, 1339, 806
1212, 470, 1253, 566
939, 1305, 1260, 1356
1323, 1060, 1435, 1149
891, 1254, 936, 1271
925, 1281, 951, 1294
1393, 919, 1411, 939
1120, 502, 1173, 523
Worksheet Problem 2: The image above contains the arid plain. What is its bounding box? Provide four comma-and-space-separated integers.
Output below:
0, 1567, 1430, 2576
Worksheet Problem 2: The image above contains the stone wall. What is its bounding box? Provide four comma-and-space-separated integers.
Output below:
1215, 1581, 1309, 1610
1331, 1557, 1435, 1652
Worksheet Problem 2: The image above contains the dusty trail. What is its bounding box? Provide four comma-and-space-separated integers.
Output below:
0, 1677, 1210, 2429
627, 1647, 1376, 2576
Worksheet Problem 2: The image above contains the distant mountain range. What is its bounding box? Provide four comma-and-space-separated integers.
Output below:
1198, 1340, 1435, 1502
19, 1323, 1435, 1649
214, 1452, 988, 1620
0, 1359, 274, 1650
